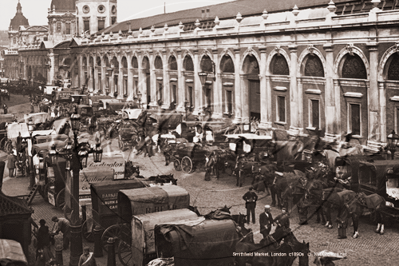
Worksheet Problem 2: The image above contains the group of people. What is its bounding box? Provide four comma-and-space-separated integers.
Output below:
243, 186, 290, 242
35, 216, 96, 266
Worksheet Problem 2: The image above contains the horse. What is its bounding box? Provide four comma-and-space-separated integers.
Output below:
271, 171, 303, 209
204, 150, 222, 180
235, 229, 309, 266
300, 178, 330, 225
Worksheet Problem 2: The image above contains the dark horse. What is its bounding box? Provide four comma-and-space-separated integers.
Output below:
235, 229, 310, 266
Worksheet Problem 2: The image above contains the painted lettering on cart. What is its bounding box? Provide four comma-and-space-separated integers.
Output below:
88, 162, 124, 168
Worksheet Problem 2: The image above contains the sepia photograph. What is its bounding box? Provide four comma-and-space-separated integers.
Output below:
0, 0, 398, 265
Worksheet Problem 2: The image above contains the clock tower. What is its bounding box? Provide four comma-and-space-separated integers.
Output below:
76, 0, 117, 36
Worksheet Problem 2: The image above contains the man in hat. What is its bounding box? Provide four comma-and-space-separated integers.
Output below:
259, 205, 274, 239
242, 186, 258, 224
274, 207, 291, 243
78, 247, 96, 266
52, 216, 71, 250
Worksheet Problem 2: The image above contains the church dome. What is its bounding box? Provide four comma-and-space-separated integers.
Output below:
50, 0, 76, 12
9, 1, 29, 31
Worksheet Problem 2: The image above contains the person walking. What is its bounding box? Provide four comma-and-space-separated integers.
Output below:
7, 150, 16, 177
51, 216, 71, 250
30, 102, 35, 113
259, 205, 274, 239
3, 104, 7, 114
242, 186, 258, 224
36, 219, 54, 266
78, 247, 97, 266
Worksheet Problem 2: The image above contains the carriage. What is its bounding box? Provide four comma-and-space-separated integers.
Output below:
154, 218, 240, 266
358, 160, 399, 219
0, 114, 16, 151
0, 239, 28, 266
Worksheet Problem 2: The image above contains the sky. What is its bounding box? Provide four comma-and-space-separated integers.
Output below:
0, 0, 234, 30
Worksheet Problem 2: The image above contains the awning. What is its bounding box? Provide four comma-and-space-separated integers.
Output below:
7, 123, 30, 139
0, 239, 28, 266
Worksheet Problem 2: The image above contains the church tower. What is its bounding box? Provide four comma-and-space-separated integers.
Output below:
75, 0, 117, 36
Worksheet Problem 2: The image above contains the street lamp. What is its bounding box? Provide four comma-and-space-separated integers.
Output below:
28, 119, 35, 189
387, 130, 399, 160
184, 100, 190, 121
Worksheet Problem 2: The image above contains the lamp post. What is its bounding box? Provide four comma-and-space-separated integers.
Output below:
387, 130, 399, 160
28, 119, 35, 189
184, 100, 190, 121
69, 112, 83, 266
198, 60, 215, 114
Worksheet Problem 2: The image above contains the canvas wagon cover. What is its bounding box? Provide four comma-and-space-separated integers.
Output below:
24, 113, 50, 124
7, 123, 30, 139
118, 186, 189, 216
0, 239, 28, 266
155, 219, 239, 266
131, 209, 201, 266
0, 114, 15, 124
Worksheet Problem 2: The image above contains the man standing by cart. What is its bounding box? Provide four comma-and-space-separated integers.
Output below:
242, 186, 258, 224
52, 216, 71, 250
259, 205, 274, 239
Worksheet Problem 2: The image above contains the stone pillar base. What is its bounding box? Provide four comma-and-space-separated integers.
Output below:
69, 224, 83, 266
322, 133, 341, 143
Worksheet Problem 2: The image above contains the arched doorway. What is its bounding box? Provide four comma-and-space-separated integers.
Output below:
111, 56, 119, 97
154, 56, 163, 106
243, 55, 260, 120
142, 56, 151, 107
199, 55, 214, 113
338, 52, 368, 142
383, 52, 399, 136
220, 54, 235, 116
168, 55, 178, 108
183, 55, 194, 110
132, 56, 139, 96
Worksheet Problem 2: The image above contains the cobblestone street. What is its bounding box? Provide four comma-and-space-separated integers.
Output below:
3, 147, 399, 266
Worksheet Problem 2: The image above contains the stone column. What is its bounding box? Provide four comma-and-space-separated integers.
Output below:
259, 46, 269, 128
101, 57, 106, 95
48, 50, 55, 86
149, 52, 157, 107
234, 47, 242, 123
379, 82, 386, 143
288, 45, 299, 135
265, 76, 272, 127
137, 52, 146, 107
368, 43, 380, 144
240, 74, 249, 124
162, 50, 170, 109
88, 57, 94, 92
193, 49, 201, 115
93, 65, 98, 93
176, 49, 185, 112
333, 79, 341, 137
212, 47, 222, 119
127, 55, 133, 100
118, 63, 124, 99
323, 43, 337, 141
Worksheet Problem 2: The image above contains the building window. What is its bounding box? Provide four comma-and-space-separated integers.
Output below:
98, 18, 105, 31
84, 19, 90, 33
277, 96, 286, 122
158, 82, 163, 103
66, 23, 71, 34
342, 54, 367, 79
111, 17, 117, 25
172, 84, 177, 103
271, 55, 289, 75
225, 90, 233, 114
188, 86, 193, 107
349, 103, 361, 136
57, 22, 62, 32
134, 79, 138, 95
309, 99, 320, 128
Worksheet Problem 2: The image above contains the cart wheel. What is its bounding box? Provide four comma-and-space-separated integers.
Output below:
4, 140, 12, 153
82, 218, 95, 242
55, 188, 65, 209
0, 137, 6, 151
118, 136, 125, 151
102, 224, 122, 253
117, 240, 132, 266
181, 156, 193, 173
173, 159, 181, 171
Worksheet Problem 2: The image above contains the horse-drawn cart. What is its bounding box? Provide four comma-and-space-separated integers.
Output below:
121, 209, 201, 266
173, 143, 220, 173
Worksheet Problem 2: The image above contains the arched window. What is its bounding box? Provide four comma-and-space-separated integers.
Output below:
341, 54, 367, 79
154, 56, 163, 69
132, 56, 138, 69
220, 55, 234, 73
271, 55, 289, 75
169, 56, 177, 70
387, 53, 399, 80
183, 56, 194, 71
304, 55, 324, 77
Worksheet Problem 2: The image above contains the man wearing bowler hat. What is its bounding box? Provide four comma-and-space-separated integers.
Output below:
242, 186, 258, 224
259, 205, 274, 239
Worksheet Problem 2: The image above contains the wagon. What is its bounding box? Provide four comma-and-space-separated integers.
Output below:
358, 160, 399, 219
334, 154, 384, 192
86, 179, 148, 242
154, 218, 240, 266
114, 186, 190, 265
120, 209, 201, 266
0, 239, 28, 266
172, 142, 220, 173
0, 114, 16, 151
23, 113, 50, 125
